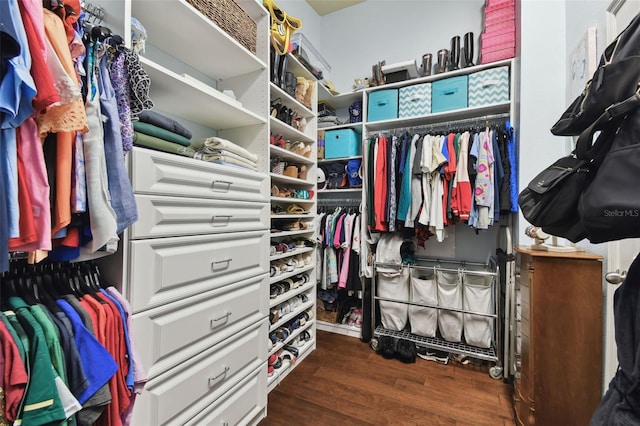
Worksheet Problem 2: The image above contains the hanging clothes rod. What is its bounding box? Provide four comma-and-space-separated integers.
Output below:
368, 112, 511, 137
317, 198, 361, 207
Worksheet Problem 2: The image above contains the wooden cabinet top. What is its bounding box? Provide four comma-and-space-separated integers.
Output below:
515, 245, 603, 261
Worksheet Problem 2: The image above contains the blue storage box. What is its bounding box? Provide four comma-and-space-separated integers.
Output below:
399, 82, 432, 118
367, 89, 398, 122
325, 128, 361, 159
431, 76, 468, 113
468, 66, 510, 107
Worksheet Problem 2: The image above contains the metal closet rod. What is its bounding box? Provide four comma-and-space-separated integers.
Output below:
368, 112, 511, 136
317, 198, 361, 206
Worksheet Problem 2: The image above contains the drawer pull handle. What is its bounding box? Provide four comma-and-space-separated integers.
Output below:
211, 180, 232, 192
211, 215, 232, 226
211, 258, 232, 270
210, 311, 232, 327
222, 422, 229, 426
208, 366, 230, 386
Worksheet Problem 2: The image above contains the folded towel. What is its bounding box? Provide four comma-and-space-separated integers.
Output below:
190, 136, 258, 163
133, 121, 191, 147
133, 132, 196, 158
200, 147, 257, 167
195, 152, 257, 171
137, 110, 193, 139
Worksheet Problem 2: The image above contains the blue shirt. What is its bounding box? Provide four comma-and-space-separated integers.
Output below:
56, 299, 118, 404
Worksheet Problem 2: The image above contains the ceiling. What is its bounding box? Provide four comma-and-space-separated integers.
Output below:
305, 0, 365, 16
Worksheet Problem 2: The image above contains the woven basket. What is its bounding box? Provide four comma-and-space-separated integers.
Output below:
186, 0, 257, 54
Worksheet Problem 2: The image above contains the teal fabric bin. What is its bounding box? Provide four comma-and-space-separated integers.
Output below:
367, 89, 398, 122
325, 129, 361, 159
432, 76, 468, 113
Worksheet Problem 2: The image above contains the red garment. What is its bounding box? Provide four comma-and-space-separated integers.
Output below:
442, 133, 457, 225
8, 129, 38, 249
0, 319, 28, 422
374, 136, 388, 232
51, 131, 74, 235
449, 134, 460, 219
52, 0, 81, 45
18, 0, 60, 112
97, 293, 130, 415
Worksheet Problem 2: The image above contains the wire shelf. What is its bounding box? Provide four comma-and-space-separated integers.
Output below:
374, 326, 498, 362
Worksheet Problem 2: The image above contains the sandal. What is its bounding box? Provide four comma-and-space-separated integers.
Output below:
287, 204, 308, 214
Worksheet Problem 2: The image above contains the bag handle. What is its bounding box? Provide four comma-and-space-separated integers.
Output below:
575, 88, 640, 162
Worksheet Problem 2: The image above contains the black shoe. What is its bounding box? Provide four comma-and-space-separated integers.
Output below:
270, 46, 280, 85
277, 52, 288, 90
378, 336, 396, 359
395, 339, 416, 363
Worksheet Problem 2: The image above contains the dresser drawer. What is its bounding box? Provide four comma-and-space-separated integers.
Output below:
130, 147, 269, 202
184, 366, 267, 426
128, 231, 269, 312
134, 274, 269, 379
130, 194, 269, 239
132, 319, 268, 426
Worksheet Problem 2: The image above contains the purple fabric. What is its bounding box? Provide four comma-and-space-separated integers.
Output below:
109, 51, 134, 152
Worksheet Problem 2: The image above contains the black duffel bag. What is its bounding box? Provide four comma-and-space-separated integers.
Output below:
519, 93, 638, 242
551, 12, 640, 136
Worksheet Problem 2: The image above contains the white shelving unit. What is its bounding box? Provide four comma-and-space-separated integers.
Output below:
315, 84, 366, 337
268, 50, 318, 391
361, 58, 518, 378
94, 0, 271, 424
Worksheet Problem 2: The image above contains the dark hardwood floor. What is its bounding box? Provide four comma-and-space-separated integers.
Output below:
260, 330, 516, 426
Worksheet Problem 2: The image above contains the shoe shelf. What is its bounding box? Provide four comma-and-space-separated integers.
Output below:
270, 213, 313, 220
269, 264, 314, 285
316, 321, 362, 339
270, 196, 315, 205
270, 280, 315, 309
269, 145, 315, 165
267, 334, 316, 393
131, 0, 267, 81
269, 229, 315, 238
139, 57, 267, 130
374, 325, 498, 362
269, 299, 315, 333
270, 247, 314, 262
269, 173, 315, 187
270, 117, 315, 144
270, 84, 315, 119
269, 320, 315, 358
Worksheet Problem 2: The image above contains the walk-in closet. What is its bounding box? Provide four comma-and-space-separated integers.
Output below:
1, 0, 637, 424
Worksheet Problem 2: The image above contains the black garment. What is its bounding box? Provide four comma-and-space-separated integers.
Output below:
497, 128, 513, 213
591, 252, 640, 425
0, 31, 20, 85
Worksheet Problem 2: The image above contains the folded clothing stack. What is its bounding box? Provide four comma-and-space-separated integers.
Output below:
133, 110, 195, 157
191, 136, 259, 171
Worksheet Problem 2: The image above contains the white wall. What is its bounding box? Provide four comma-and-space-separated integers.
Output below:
317, 0, 486, 93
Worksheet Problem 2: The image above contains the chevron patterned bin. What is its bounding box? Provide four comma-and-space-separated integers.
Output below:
468, 66, 510, 107
399, 82, 432, 118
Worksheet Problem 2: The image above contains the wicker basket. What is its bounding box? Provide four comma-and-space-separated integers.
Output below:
186, 0, 257, 54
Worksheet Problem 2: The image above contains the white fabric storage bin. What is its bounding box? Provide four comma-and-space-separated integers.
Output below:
436, 270, 463, 342
463, 273, 494, 348
409, 268, 438, 337
377, 268, 410, 331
